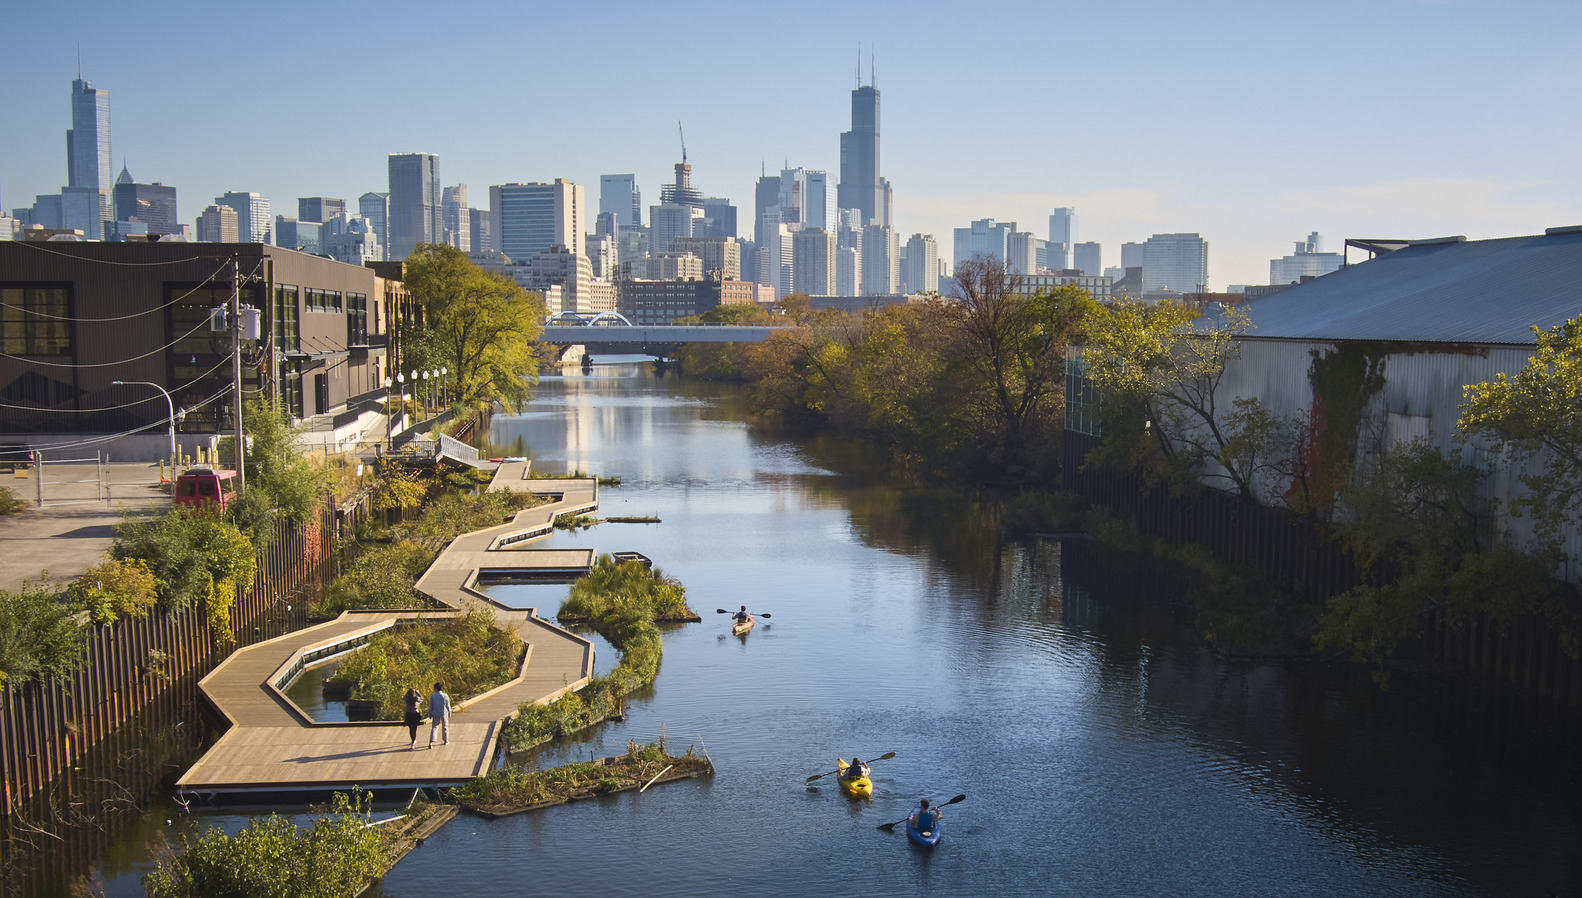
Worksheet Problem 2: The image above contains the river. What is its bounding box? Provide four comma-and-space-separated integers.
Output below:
20, 363, 1582, 896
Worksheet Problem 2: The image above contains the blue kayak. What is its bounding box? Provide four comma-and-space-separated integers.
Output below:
905, 808, 942, 848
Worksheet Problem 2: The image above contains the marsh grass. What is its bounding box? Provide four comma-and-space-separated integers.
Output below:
336, 610, 524, 719
502, 557, 694, 749
448, 741, 708, 815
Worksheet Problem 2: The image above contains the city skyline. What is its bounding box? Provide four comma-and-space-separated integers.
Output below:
3, 0, 1580, 288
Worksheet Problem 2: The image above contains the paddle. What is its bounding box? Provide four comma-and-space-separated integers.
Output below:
715, 608, 771, 619
805, 751, 896, 783
877, 794, 967, 832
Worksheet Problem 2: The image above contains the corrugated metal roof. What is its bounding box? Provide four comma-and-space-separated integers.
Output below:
1241, 231, 1582, 345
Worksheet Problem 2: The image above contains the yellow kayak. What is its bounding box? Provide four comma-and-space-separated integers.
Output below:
835, 758, 873, 798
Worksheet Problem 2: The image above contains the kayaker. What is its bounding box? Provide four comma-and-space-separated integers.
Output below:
732, 605, 751, 623
909, 798, 940, 831
847, 757, 871, 779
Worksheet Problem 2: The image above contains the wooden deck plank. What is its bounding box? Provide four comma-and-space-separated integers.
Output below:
179, 474, 603, 796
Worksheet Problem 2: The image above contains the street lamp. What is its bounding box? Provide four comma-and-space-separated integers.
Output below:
384, 375, 394, 451
112, 380, 178, 462
439, 366, 447, 405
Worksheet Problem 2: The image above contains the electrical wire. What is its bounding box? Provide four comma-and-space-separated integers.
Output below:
0, 257, 242, 322
22, 384, 233, 454
0, 356, 235, 413
6, 238, 238, 268
0, 316, 218, 368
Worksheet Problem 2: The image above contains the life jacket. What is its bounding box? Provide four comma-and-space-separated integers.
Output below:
916, 809, 935, 830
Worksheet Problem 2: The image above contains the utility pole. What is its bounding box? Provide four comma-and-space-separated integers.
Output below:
231, 255, 245, 494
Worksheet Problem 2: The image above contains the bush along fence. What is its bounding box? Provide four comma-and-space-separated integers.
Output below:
1063, 431, 1582, 706
0, 489, 375, 818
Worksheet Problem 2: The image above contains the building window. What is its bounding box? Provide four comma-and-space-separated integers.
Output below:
305, 288, 343, 312
346, 292, 368, 345
274, 284, 300, 352
0, 286, 72, 356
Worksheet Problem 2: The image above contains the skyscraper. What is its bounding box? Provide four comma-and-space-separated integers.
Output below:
953, 219, 1014, 268
902, 234, 939, 295
838, 79, 883, 227
754, 174, 781, 246
217, 191, 272, 244
1048, 208, 1078, 271
1269, 232, 1342, 285
491, 180, 584, 262
1006, 231, 1037, 275
793, 228, 836, 296
297, 197, 346, 224
1074, 242, 1102, 277
388, 152, 441, 261
442, 185, 470, 250
359, 192, 389, 259
599, 174, 641, 230
861, 225, 899, 295
111, 165, 178, 236
1142, 233, 1209, 293
805, 171, 834, 232
64, 76, 112, 239
197, 204, 239, 243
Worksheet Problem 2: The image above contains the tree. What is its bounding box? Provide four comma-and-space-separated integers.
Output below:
1083, 300, 1277, 501
944, 257, 1098, 472
403, 244, 544, 411
1460, 315, 1582, 537
0, 584, 85, 688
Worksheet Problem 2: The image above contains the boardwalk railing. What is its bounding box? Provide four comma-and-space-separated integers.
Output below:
0, 488, 375, 817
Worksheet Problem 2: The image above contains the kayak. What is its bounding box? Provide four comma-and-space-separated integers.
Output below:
906, 808, 942, 848
835, 758, 872, 798
731, 615, 754, 635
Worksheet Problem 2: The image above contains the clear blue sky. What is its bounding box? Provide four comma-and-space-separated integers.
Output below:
3, 0, 1579, 288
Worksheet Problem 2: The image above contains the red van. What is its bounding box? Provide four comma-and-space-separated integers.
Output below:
174, 468, 237, 511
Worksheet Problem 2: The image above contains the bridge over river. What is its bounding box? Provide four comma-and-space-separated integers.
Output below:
537, 323, 777, 347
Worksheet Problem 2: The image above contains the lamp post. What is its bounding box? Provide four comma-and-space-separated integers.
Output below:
439, 366, 447, 406
384, 375, 394, 451
112, 380, 177, 462
422, 370, 431, 413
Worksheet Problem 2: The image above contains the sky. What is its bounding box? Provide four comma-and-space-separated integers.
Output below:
3, 0, 1580, 289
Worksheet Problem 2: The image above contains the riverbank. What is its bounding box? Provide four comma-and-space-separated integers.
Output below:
449, 744, 713, 819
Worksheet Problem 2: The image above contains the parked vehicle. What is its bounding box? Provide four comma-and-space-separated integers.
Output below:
0, 443, 35, 472
173, 468, 237, 511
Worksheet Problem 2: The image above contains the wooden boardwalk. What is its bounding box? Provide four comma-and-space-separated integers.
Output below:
177, 463, 605, 798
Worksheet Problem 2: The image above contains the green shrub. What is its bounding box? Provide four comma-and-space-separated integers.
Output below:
334, 610, 523, 719
143, 791, 385, 898
0, 486, 22, 516
66, 558, 160, 625
0, 584, 85, 688
111, 507, 255, 614
314, 541, 436, 615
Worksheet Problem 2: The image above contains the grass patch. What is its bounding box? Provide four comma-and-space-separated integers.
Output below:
604, 515, 660, 524
596, 475, 621, 487
448, 741, 711, 817
554, 513, 598, 531
501, 556, 695, 750
335, 610, 524, 720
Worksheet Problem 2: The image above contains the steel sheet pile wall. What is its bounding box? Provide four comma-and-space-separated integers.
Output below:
1065, 431, 1581, 706
0, 488, 374, 817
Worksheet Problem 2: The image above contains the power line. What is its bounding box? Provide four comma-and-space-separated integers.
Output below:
0, 356, 234, 413
6, 239, 238, 268
0, 257, 244, 322
0, 316, 219, 368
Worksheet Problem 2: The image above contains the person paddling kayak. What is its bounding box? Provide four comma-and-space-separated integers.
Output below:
909, 798, 941, 831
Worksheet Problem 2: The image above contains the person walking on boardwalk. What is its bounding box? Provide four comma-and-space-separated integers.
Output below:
428, 682, 451, 747
404, 686, 423, 750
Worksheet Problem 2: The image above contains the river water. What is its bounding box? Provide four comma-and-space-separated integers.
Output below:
378, 365, 1577, 897
19, 363, 1580, 896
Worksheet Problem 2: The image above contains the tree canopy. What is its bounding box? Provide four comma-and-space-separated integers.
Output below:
403, 244, 543, 411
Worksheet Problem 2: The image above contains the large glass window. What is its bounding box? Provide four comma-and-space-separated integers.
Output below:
305, 288, 343, 312
0, 286, 72, 355
346, 292, 368, 345
274, 284, 300, 352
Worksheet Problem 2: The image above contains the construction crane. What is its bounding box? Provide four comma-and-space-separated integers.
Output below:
677, 120, 687, 165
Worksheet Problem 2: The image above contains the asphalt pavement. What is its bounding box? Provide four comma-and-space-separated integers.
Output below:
0, 461, 169, 594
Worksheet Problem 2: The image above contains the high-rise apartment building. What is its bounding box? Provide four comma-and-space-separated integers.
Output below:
1142, 233, 1209, 293
902, 234, 939, 294
1074, 242, 1102, 277
838, 81, 883, 227
793, 228, 836, 296
65, 77, 111, 239
757, 211, 795, 297
836, 246, 861, 296
953, 219, 1014, 268
217, 191, 272, 244
1047, 208, 1078, 271
197, 204, 239, 243
358, 192, 388, 260
861, 225, 899, 295
599, 174, 641, 230
1006, 231, 1038, 275
491, 180, 584, 262
805, 172, 834, 232
112, 166, 178, 236
298, 197, 346, 224
1269, 232, 1343, 285
388, 152, 441, 261
442, 185, 470, 251
470, 207, 493, 254
670, 236, 741, 281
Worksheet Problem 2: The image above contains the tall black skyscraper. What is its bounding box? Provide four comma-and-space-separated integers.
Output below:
838, 81, 882, 228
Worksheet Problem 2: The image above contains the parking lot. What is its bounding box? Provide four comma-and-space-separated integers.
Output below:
0, 461, 169, 594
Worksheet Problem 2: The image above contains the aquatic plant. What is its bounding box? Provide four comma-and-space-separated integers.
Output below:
335, 610, 524, 719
